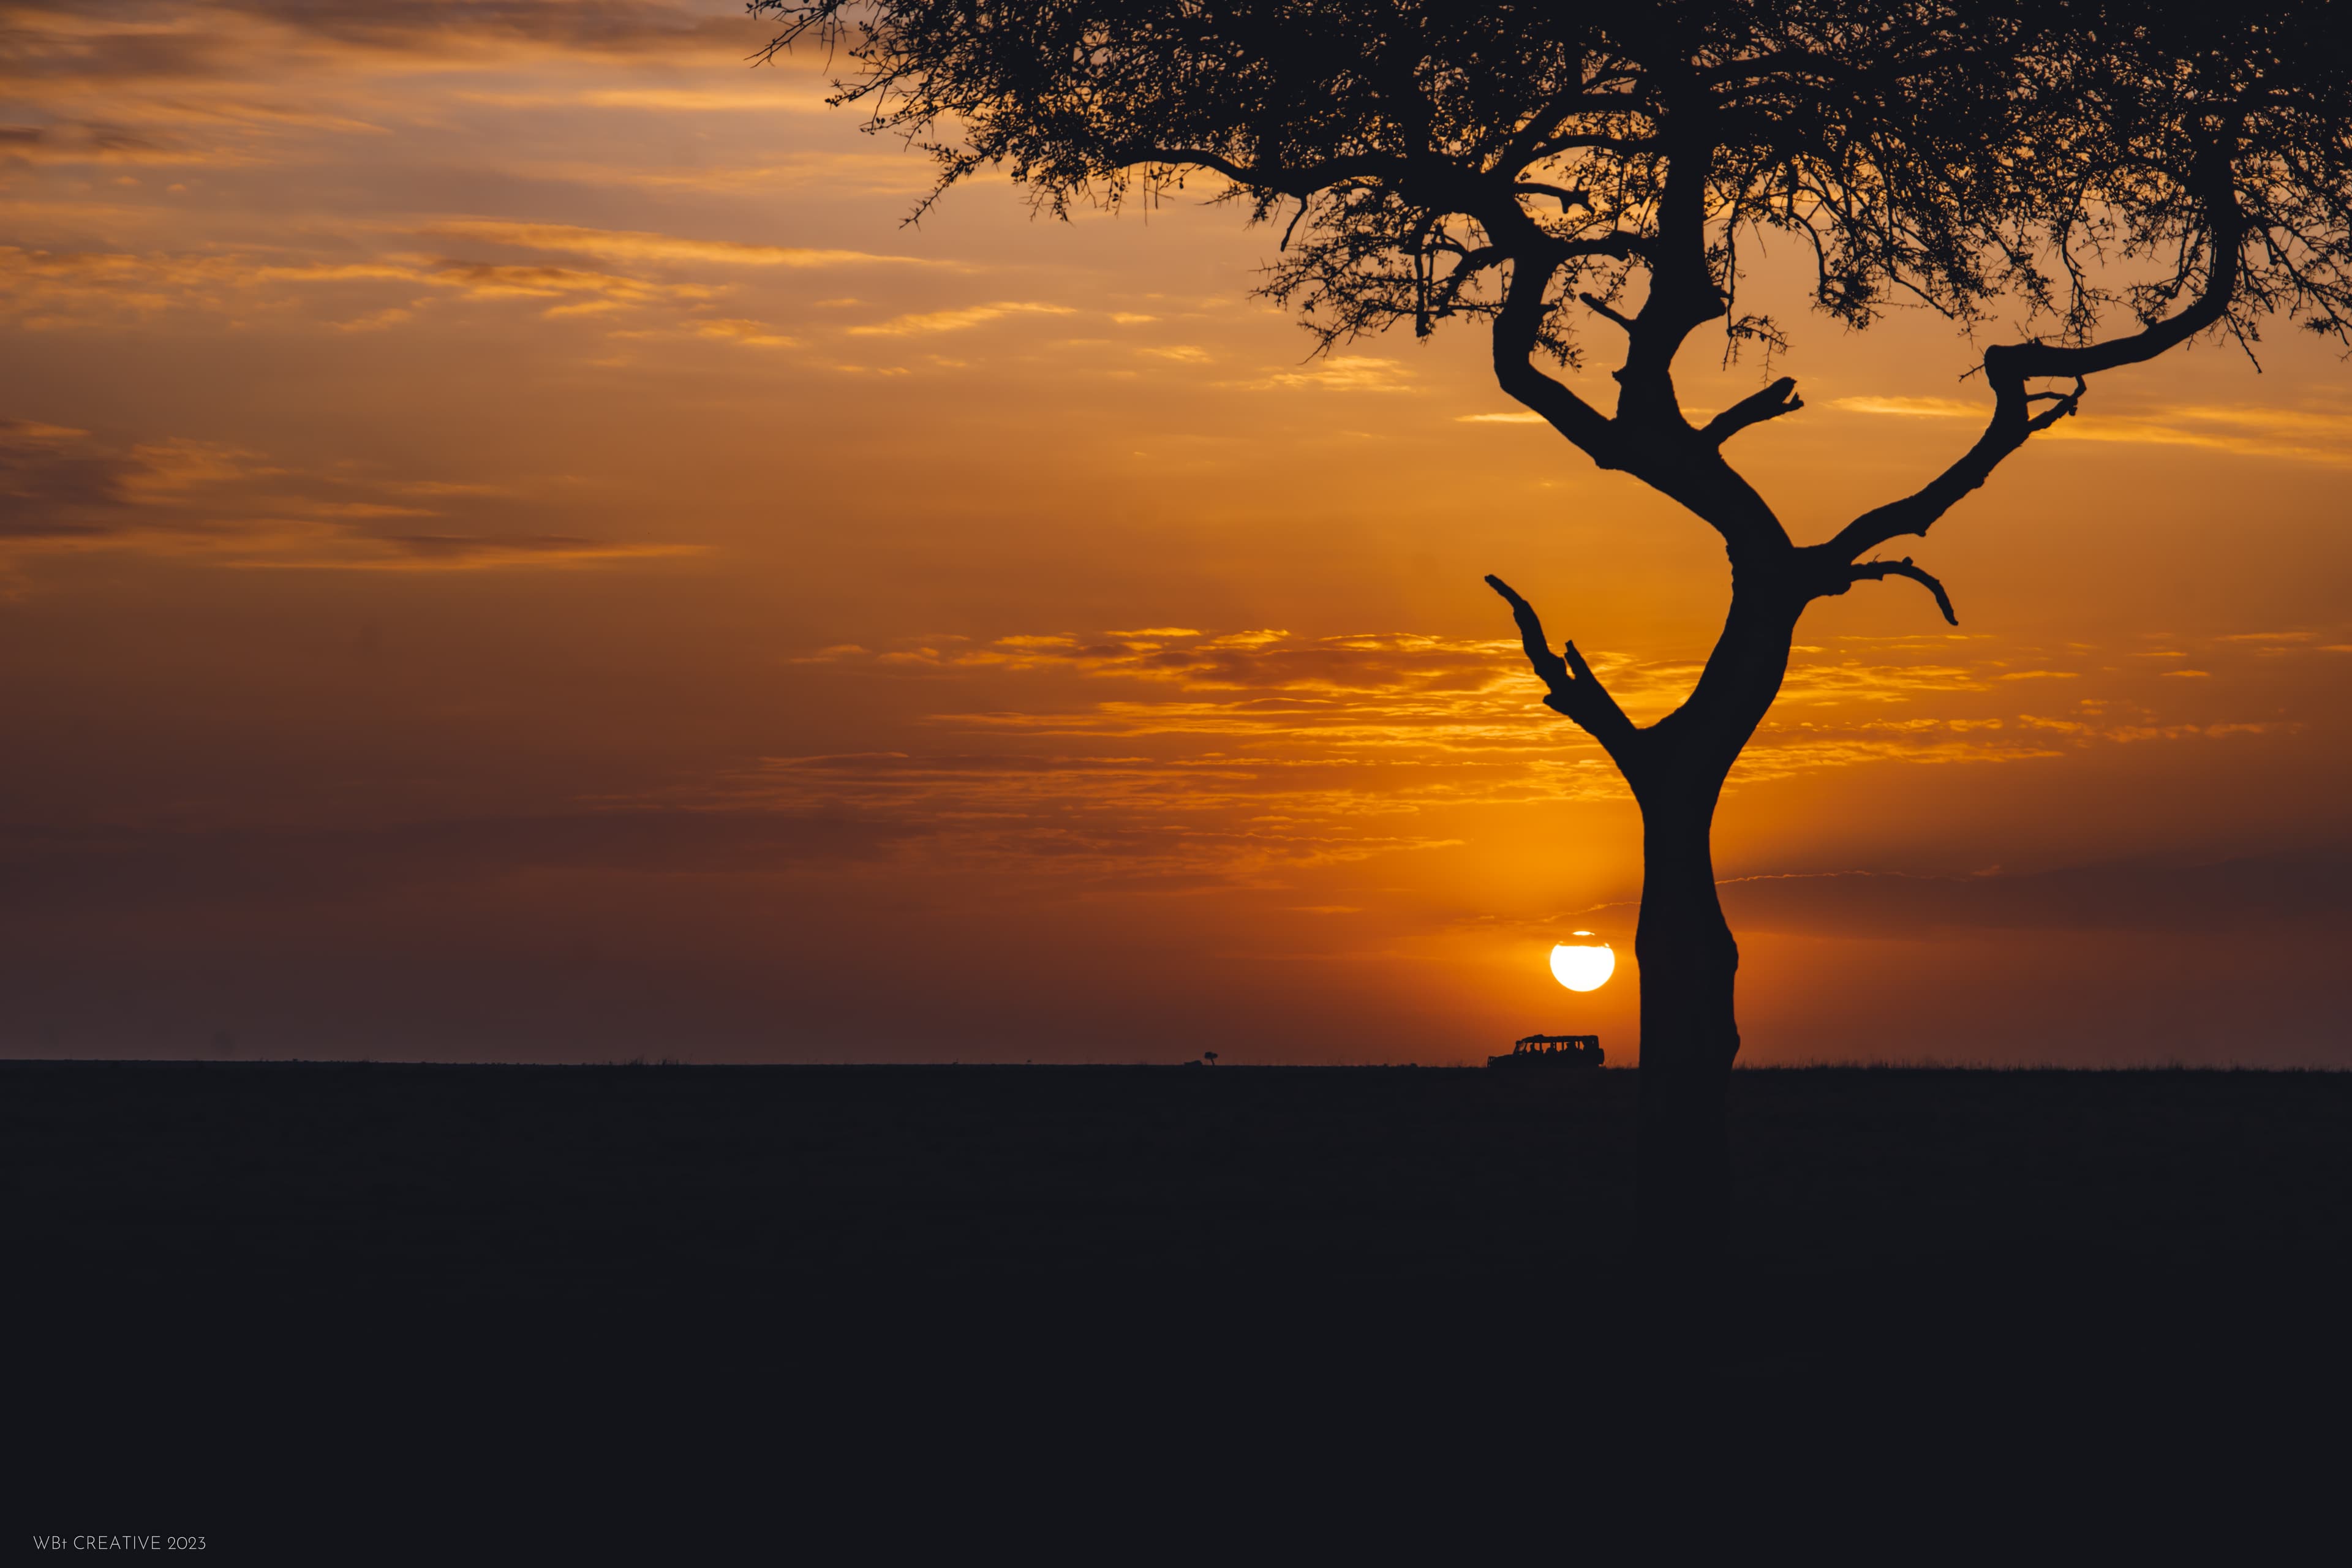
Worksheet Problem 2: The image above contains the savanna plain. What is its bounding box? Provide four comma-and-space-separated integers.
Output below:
14, 1059, 2349, 1510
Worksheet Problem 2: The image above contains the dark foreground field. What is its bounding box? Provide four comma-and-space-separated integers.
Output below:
12, 1062, 2351, 1535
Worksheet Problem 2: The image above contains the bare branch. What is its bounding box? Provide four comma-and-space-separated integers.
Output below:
1701, 377, 1803, 445
1499, 82, 1649, 168
1847, 557, 1959, 625
1578, 291, 1636, 333
1425, 244, 1504, 327
1515, 183, 1590, 213
2023, 377, 2088, 433
1483, 575, 1640, 757
1279, 197, 1310, 251
1487, 573, 1570, 690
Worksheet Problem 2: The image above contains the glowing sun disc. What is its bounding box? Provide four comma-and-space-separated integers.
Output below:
1549, 932, 1616, 992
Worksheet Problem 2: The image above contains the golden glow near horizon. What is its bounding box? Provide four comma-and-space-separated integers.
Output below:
1550, 935, 1616, 993
1, 1, 2348, 1066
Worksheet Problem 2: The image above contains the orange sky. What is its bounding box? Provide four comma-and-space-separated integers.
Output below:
5, 0, 2350, 1065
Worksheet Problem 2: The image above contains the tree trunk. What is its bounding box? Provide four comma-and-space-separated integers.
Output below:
1633, 775, 1741, 1270
1619, 580, 1795, 1271
1487, 563, 1790, 1274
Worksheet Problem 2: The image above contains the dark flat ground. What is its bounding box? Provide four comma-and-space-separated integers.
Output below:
10, 1062, 2350, 1534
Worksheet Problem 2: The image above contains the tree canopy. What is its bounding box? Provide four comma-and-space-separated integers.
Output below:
760, 4, 2351, 554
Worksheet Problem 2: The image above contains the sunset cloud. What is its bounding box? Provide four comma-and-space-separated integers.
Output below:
845, 301, 1076, 337
266, 533, 705, 571
692, 317, 794, 347
1713, 851, 2352, 937
418, 221, 935, 271
1237, 356, 1419, 393
1831, 395, 1979, 418
699, 748, 1477, 884
732, 622, 2301, 881
1834, 393, 2352, 464
424, 261, 713, 309
0, 420, 693, 572
1, 419, 135, 533
2041, 404, 2352, 465
451, 87, 832, 113
0, 244, 724, 326
4, 0, 771, 78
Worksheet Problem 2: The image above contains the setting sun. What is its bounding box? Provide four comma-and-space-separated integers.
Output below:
1549, 935, 1616, 993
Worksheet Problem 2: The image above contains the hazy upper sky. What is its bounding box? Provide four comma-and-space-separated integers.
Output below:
6, 0, 2349, 1065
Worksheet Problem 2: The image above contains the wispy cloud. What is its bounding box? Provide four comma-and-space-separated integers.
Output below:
246, 533, 704, 571
692, 317, 794, 347
1716, 851, 2352, 936
0, 419, 693, 575
2045, 404, 2352, 465
1233, 356, 1418, 393
0, 244, 732, 326
451, 88, 832, 114
845, 301, 1076, 337
1834, 393, 2352, 464
1831, 395, 1980, 418
717, 624, 2314, 884
419, 220, 940, 271
423, 260, 714, 309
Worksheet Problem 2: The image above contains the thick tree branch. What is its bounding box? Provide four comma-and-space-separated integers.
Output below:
1484, 574, 1641, 763
1475, 122, 1793, 563
1499, 81, 1646, 167
1702, 377, 1803, 445
1526, 132, 1653, 160
1529, 292, 1793, 560
1132, 145, 1409, 199
1614, 121, 1728, 417
1491, 258, 1623, 466
1827, 373, 2090, 560
1846, 557, 1958, 625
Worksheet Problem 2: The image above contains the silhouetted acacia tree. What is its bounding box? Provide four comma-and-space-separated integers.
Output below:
761, 0, 2352, 1261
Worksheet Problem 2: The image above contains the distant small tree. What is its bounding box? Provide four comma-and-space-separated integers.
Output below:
761, 0, 2352, 1263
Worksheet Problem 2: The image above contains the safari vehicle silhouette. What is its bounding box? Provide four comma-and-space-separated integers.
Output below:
1490, 1034, 1604, 1071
